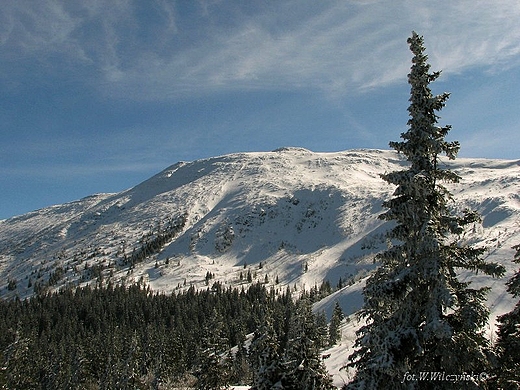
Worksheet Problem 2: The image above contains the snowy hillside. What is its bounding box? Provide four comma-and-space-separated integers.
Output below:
0, 148, 519, 386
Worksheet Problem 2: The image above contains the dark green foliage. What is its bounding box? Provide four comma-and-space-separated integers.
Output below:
195, 309, 232, 389
0, 282, 294, 389
494, 244, 520, 389
205, 271, 215, 285
315, 311, 329, 350
7, 279, 17, 291
249, 298, 334, 389
305, 281, 334, 304
249, 308, 282, 389
278, 299, 335, 389
47, 266, 65, 286
329, 301, 344, 346
230, 328, 252, 386
2, 328, 39, 389
346, 32, 505, 389
127, 213, 187, 265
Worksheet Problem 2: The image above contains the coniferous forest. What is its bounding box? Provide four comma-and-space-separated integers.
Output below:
0, 282, 336, 389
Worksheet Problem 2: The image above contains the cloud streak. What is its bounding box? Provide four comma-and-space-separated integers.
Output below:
100, 0, 520, 99
3, 1, 520, 102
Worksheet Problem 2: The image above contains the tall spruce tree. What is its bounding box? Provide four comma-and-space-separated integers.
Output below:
345, 32, 505, 389
329, 301, 344, 347
279, 299, 335, 390
195, 309, 232, 390
494, 244, 520, 388
249, 308, 283, 390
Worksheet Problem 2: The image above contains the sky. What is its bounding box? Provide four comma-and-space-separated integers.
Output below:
1, 1, 520, 220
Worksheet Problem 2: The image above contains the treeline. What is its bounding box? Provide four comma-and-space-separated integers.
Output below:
0, 282, 340, 389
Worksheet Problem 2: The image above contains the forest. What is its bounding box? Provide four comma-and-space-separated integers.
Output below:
0, 281, 340, 389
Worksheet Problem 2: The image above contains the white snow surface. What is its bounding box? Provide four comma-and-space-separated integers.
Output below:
1, 148, 519, 388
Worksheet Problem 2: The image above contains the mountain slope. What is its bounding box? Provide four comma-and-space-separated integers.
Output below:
0, 149, 518, 317
1, 149, 518, 307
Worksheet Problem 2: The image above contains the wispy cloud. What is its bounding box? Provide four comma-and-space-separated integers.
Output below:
97, 0, 520, 100
2, 1, 520, 100
413, 1, 520, 73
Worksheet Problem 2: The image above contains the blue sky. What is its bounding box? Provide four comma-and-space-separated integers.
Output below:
1, 1, 520, 220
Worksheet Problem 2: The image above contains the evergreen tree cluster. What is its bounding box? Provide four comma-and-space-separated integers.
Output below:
126, 213, 188, 266
249, 296, 335, 389
0, 282, 339, 389
0, 282, 262, 388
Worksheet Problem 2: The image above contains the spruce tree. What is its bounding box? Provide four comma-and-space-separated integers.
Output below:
346, 31, 505, 389
195, 309, 232, 390
314, 310, 330, 350
279, 299, 335, 389
494, 244, 520, 388
329, 301, 344, 346
249, 309, 283, 390
2, 328, 38, 389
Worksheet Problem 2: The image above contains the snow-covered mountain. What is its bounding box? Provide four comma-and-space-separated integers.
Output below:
1, 148, 518, 386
